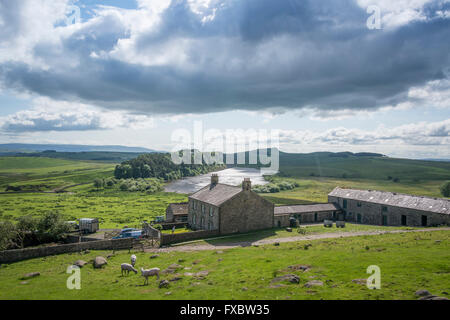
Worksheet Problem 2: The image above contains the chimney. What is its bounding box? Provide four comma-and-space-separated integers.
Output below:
242, 178, 251, 191
211, 173, 219, 185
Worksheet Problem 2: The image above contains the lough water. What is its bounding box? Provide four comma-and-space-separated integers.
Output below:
164, 167, 269, 194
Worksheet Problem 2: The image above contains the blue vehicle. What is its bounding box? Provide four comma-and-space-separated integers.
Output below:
113, 229, 143, 240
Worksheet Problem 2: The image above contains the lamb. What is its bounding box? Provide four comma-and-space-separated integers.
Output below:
121, 263, 138, 276
131, 254, 137, 267
140, 267, 160, 285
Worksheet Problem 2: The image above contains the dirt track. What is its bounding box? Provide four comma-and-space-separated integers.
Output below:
145, 227, 450, 253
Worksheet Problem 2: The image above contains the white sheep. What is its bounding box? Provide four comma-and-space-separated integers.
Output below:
140, 267, 160, 285
131, 254, 137, 267
121, 263, 138, 276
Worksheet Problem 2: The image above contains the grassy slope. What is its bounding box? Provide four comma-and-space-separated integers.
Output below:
279, 152, 450, 181
0, 157, 115, 191
0, 230, 448, 300
0, 191, 187, 229
193, 224, 434, 246
261, 177, 447, 204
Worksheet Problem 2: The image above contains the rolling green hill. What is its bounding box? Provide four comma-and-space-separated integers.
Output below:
277, 151, 450, 181
0, 151, 149, 163
0, 157, 115, 191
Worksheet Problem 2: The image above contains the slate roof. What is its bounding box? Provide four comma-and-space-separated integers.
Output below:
189, 183, 242, 207
328, 187, 450, 215
167, 203, 189, 216
274, 203, 340, 216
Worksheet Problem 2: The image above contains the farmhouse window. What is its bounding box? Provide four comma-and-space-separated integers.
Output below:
382, 206, 388, 212
357, 202, 362, 207
209, 207, 214, 217
343, 199, 347, 209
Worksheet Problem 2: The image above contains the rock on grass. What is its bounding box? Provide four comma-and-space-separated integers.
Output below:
21, 272, 40, 280
159, 280, 170, 289
415, 289, 431, 297
93, 257, 107, 269
271, 274, 300, 284
73, 260, 87, 268
304, 280, 324, 288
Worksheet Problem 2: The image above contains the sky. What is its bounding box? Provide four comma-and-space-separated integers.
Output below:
0, 0, 449, 158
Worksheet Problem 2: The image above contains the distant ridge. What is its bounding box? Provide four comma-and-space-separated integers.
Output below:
0, 143, 159, 153
420, 158, 450, 162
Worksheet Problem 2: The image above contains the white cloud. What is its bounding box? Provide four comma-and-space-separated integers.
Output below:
356, 0, 436, 28
0, 98, 155, 132
278, 119, 450, 148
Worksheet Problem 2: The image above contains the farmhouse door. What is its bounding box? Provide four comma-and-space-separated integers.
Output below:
421, 215, 427, 227
401, 215, 407, 226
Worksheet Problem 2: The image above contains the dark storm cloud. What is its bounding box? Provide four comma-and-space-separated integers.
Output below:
0, 0, 449, 115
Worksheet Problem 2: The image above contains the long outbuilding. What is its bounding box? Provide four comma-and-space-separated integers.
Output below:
328, 187, 450, 227
274, 203, 341, 227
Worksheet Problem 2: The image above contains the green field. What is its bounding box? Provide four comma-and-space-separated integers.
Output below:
278, 152, 450, 181
261, 176, 447, 204
0, 230, 448, 300
0, 191, 187, 229
0, 157, 115, 192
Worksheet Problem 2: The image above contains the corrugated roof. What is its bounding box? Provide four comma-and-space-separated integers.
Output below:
274, 203, 340, 216
328, 187, 450, 215
189, 183, 242, 207
168, 203, 189, 215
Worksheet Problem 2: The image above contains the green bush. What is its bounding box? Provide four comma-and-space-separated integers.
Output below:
440, 181, 450, 197
93, 178, 104, 190
0, 221, 16, 250
253, 180, 299, 194
116, 178, 163, 193
35, 212, 72, 243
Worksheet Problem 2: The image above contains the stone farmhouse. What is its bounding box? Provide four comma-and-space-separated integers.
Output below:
328, 187, 450, 227
165, 176, 449, 235
187, 174, 274, 234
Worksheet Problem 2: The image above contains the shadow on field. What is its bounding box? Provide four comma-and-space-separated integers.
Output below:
204, 228, 278, 247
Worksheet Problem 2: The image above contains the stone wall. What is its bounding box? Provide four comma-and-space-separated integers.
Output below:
297, 211, 335, 224
142, 223, 161, 238
165, 206, 174, 222
160, 230, 220, 246
328, 196, 450, 227
274, 214, 291, 228
0, 238, 134, 264
219, 191, 274, 235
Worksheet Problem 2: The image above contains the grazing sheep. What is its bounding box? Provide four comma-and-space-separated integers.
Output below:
121, 263, 138, 276
131, 255, 137, 267
141, 267, 160, 285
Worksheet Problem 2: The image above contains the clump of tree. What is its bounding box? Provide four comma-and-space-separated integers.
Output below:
93, 178, 118, 190
440, 181, 450, 197
113, 153, 225, 181
253, 180, 300, 194
0, 213, 73, 251
117, 178, 164, 193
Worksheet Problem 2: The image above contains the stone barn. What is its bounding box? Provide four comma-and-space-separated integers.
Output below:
274, 203, 341, 227
328, 187, 450, 227
165, 202, 189, 223
188, 174, 274, 235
